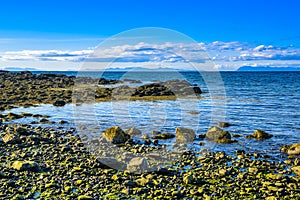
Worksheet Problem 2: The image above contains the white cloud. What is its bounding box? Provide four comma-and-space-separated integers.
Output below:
1, 41, 300, 70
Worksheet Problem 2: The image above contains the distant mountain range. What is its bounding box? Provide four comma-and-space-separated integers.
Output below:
237, 66, 300, 71
82, 67, 192, 71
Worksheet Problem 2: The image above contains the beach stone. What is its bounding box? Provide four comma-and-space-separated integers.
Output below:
127, 157, 149, 173
205, 126, 231, 141
78, 195, 94, 200
292, 166, 300, 176
2, 133, 21, 144
12, 161, 41, 172
125, 127, 142, 136
252, 129, 273, 140
97, 157, 126, 170
102, 126, 130, 144
176, 127, 196, 143
282, 143, 300, 155
218, 121, 232, 128
53, 100, 66, 106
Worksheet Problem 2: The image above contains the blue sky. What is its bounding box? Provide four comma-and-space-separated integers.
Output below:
1, 0, 300, 70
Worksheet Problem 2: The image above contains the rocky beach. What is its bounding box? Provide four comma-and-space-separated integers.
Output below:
1, 71, 300, 199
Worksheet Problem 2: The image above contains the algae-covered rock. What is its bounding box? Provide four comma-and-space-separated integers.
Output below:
246, 129, 273, 140
102, 126, 130, 144
292, 166, 300, 176
281, 143, 300, 155
12, 161, 41, 172
253, 129, 273, 140
205, 126, 233, 143
2, 133, 21, 144
176, 127, 195, 143
152, 132, 175, 139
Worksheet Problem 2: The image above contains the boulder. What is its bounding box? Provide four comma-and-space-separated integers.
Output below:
292, 166, 300, 177
125, 127, 142, 136
206, 126, 231, 141
12, 161, 41, 172
102, 126, 130, 144
152, 132, 175, 139
127, 157, 149, 173
53, 100, 66, 107
176, 127, 196, 143
280, 143, 300, 155
246, 130, 273, 140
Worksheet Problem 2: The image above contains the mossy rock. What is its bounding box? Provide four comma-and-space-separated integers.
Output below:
12, 160, 41, 172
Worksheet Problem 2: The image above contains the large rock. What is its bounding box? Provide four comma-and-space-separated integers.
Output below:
280, 143, 300, 155
127, 157, 149, 173
246, 129, 273, 140
206, 126, 231, 141
176, 127, 196, 143
12, 161, 41, 172
292, 166, 300, 176
287, 143, 300, 155
102, 126, 130, 144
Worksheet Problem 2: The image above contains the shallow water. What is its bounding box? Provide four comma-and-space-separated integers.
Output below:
2, 71, 300, 161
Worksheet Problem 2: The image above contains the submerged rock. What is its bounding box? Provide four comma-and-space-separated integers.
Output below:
12, 161, 41, 172
125, 127, 142, 136
152, 132, 175, 139
176, 127, 196, 143
246, 129, 273, 140
102, 126, 130, 144
218, 121, 232, 128
53, 100, 66, 107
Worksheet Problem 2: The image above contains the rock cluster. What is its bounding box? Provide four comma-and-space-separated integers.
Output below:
1, 123, 300, 199
0, 71, 202, 110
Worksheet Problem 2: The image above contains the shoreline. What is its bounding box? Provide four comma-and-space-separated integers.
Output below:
1, 70, 300, 199
1, 123, 300, 199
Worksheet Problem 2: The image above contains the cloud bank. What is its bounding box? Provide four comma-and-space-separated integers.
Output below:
1, 41, 300, 70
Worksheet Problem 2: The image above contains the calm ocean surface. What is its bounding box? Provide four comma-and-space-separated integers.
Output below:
3, 71, 300, 160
